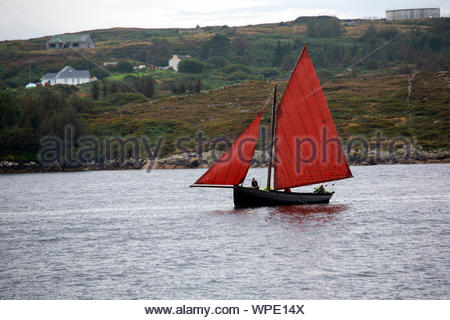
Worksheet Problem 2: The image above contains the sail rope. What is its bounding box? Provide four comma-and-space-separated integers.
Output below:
273, 15, 436, 118
260, 86, 276, 112
278, 15, 434, 85
255, 86, 276, 188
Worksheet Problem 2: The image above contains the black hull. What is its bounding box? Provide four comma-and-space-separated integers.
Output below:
233, 186, 333, 208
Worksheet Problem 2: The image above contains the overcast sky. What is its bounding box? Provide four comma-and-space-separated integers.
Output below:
1, 0, 448, 40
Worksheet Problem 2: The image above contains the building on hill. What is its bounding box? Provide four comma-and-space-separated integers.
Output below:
168, 54, 191, 71
194, 25, 204, 33
40, 66, 91, 86
46, 34, 95, 49
103, 61, 118, 67
386, 8, 440, 20
178, 25, 204, 34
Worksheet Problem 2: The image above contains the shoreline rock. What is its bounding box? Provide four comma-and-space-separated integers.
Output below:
1, 149, 449, 174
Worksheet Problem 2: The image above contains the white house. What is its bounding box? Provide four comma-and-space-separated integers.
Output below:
40, 66, 91, 86
168, 54, 191, 71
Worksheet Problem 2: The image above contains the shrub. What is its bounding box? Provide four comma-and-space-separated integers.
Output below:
179, 59, 205, 73
261, 68, 279, 79
200, 34, 231, 59
206, 56, 229, 68
91, 81, 99, 100
115, 61, 133, 73
225, 71, 249, 81
105, 92, 147, 106
221, 64, 250, 74
91, 67, 109, 80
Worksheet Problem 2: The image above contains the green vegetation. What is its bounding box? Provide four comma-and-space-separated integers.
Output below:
1, 17, 448, 87
0, 87, 84, 160
0, 17, 449, 162
296, 16, 344, 38
179, 58, 204, 73
200, 34, 231, 59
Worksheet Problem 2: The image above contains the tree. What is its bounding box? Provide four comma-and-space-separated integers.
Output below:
149, 39, 173, 66
281, 55, 295, 71
195, 78, 202, 93
67, 94, 87, 113
360, 24, 378, 49
305, 16, 343, 38
367, 58, 378, 70
115, 61, 133, 73
179, 59, 205, 73
168, 81, 177, 94
206, 56, 228, 68
273, 40, 283, 66
91, 81, 99, 100
429, 36, 444, 52
91, 67, 109, 80
200, 34, 231, 59
122, 75, 138, 93
179, 82, 186, 94
142, 76, 155, 98
110, 81, 118, 94
379, 27, 398, 40
272, 41, 292, 66
0, 90, 21, 130
101, 79, 108, 97
232, 36, 250, 63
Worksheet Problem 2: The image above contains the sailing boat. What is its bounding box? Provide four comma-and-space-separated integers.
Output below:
190, 46, 353, 208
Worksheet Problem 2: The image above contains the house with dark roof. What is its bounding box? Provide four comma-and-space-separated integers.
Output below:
46, 34, 95, 49
40, 66, 91, 86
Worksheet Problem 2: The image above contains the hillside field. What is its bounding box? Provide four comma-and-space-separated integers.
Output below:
0, 17, 448, 162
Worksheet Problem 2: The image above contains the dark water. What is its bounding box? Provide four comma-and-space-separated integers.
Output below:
0, 164, 449, 299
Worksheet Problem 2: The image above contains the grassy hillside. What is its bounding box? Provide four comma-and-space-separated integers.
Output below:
0, 17, 449, 162
82, 71, 449, 154
1, 17, 448, 88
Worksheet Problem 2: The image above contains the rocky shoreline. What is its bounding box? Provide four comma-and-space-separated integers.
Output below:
1, 149, 449, 174
150, 149, 450, 169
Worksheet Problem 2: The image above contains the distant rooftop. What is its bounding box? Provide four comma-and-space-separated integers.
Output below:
47, 34, 91, 43
176, 54, 191, 60
386, 7, 440, 12
41, 66, 90, 81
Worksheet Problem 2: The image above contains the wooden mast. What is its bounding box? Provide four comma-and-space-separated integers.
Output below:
266, 85, 277, 190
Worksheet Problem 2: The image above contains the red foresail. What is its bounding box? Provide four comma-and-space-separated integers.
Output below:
273, 46, 352, 190
194, 112, 262, 186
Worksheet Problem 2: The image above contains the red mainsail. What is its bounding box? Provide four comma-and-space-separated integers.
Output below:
273, 46, 352, 190
194, 112, 262, 186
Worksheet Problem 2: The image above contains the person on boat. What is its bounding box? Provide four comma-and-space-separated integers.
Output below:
284, 188, 291, 193
251, 178, 259, 190
314, 184, 326, 194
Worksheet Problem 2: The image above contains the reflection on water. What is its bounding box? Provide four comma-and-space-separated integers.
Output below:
266, 204, 349, 227
212, 203, 349, 228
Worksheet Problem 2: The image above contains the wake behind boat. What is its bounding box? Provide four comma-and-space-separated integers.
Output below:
191, 45, 352, 208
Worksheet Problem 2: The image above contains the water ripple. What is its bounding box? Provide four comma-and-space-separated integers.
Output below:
0, 164, 449, 299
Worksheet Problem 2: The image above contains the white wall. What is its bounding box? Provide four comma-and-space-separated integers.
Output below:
169, 57, 180, 71
42, 78, 90, 86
